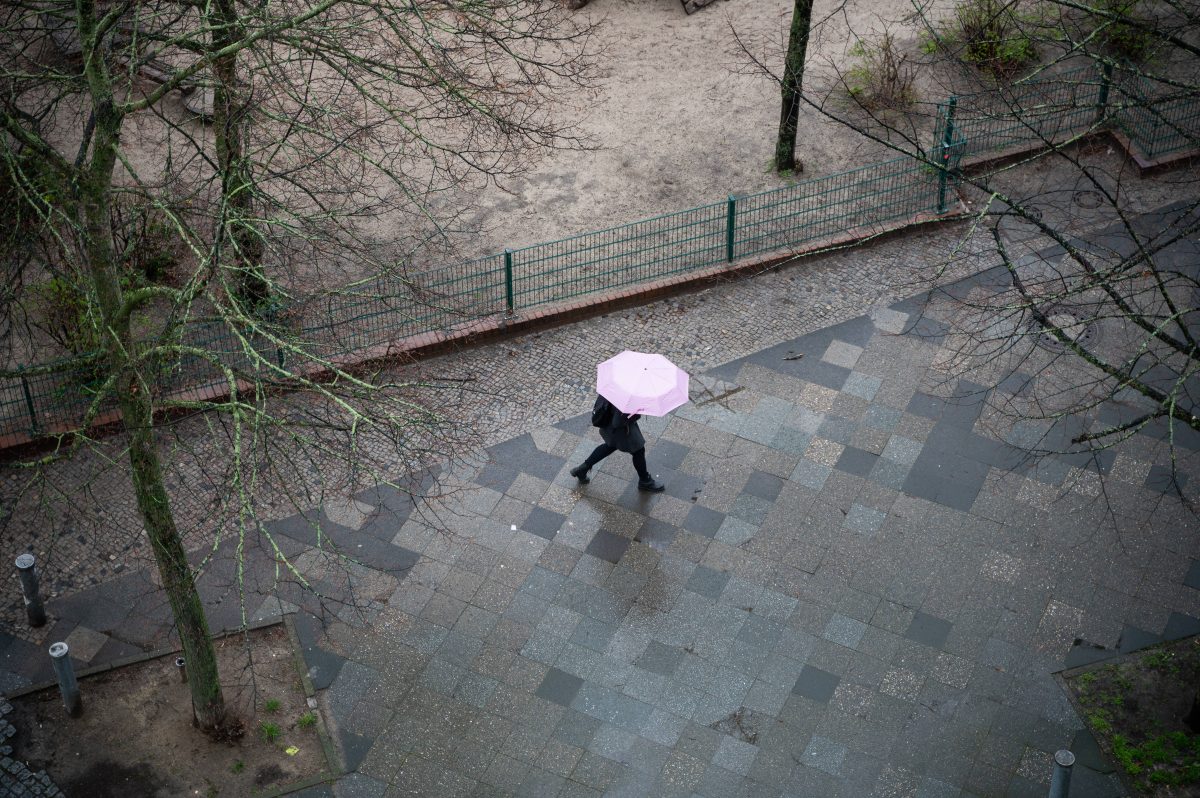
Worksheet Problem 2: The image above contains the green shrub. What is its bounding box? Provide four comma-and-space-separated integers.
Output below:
297, 711, 317, 729
31, 276, 104, 369
927, 0, 1043, 76
1090, 0, 1152, 60
844, 30, 918, 110
264, 698, 282, 713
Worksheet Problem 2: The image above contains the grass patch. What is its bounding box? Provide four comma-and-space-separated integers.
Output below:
1067, 638, 1200, 795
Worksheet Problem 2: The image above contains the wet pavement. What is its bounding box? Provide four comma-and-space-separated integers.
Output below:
3, 206, 1199, 798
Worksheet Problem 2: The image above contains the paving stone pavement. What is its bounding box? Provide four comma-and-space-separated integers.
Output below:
3, 198, 1199, 797
279, 266, 1197, 798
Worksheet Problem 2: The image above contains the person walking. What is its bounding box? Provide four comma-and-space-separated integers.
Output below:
571, 395, 665, 492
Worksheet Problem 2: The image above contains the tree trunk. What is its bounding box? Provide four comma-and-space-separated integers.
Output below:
774, 0, 813, 173
122, 388, 227, 730
1186, 685, 1200, 733
210, 0, 269, 313
76, 0, 227, 731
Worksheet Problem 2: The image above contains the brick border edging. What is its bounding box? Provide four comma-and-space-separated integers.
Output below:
2, 615, 285, 700
0, 204, 969, 458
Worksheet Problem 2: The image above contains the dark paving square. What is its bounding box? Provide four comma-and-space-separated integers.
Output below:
651, 439, 690, 470
586, 529, 631, 564
995, 372, 1035, 397
834, 446, 880, 478
339, 729, 374, 773
524, 506, 567, 540
1184, 560, 1200, 591
663, 471, 706, 503
1117, 624, 1162, 654
778, 355, 852, 391
1070, 728, 1115, 773
903, 611, 953, 649
265, 509, 327, 547
635, 518, 678, 552
636, 640, 686, 676
934, 477, 986, 513
1146, 464, 1189, 494
1162, 612, 1200, 641
1064, 639, 1112, 668
572, 617, 617, 652
906, 392, 944, 420
792, 665, 840, 703
686, 565, 730, 600
909, 316, 950, 342
485, 433, 566, 482
742, 470, 785, 502
683, 505, 726, 538
553, 412, 592, 437
827, 315, 878, 347
477, 460, 520, 494
817, 415, 856, 445
737, 615, 784, 649
304, 645, 347, 691
353, 539, 421, 577
536, 667, 585, 707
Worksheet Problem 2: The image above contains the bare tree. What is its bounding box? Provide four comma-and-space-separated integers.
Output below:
775, 0, 816, 172
795, 0, 1199, 500
727, 0, 822, 173
1, 0, 595, 731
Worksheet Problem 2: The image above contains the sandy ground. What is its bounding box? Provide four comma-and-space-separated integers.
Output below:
445, 0, 955, 259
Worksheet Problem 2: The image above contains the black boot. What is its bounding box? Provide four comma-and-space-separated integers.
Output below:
570, 465, 591, 484
637, 478, 665, 492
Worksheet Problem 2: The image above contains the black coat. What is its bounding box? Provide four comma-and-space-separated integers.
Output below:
600, 411, 645, 453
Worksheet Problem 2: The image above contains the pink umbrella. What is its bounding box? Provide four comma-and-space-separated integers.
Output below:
597, 351, 689, 416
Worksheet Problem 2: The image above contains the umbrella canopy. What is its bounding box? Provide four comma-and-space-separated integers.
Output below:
597, 351, 689, 416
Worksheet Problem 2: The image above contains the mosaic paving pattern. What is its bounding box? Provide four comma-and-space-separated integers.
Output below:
4, 217, 1199, 797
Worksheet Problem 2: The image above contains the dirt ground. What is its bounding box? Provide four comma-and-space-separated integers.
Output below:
457, 0, 956, 259
10, 624, 327, 797
1065, 638, 1200, 796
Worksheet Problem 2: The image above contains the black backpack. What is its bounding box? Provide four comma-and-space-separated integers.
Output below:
591, 395, 615, 428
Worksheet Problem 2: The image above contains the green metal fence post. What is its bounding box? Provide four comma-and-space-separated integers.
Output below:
937, 97, 958, 214
725, 195, 737, 263
19, 375, 39, 435
503, 248, 515, 317
1096, 61, 1113, 125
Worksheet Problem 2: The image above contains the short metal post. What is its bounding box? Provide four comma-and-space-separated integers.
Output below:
1096, 61, 1113, 125
15, 554, 46, 628
937, 97, 958, 214
20, 375, 39, 436
175, 656, 187, 683
48, 642, 82, 717
725, 195, 737, 263
503, 248, 515, 318
1048, 749, 1074, 798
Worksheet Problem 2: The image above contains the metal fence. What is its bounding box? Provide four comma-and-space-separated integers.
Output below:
2, 62, 1197, 442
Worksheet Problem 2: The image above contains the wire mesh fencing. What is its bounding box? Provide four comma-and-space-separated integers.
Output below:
2, 65, 1197, 442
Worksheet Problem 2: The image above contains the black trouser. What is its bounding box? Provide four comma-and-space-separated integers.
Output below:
581, 443, 651, 482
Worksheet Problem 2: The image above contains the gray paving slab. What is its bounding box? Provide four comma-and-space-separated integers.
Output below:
14, 207, 1200, 798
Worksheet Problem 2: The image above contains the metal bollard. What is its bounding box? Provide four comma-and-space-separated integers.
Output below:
48, 642, 82, 717
15, 554, 47, 628
1048, 749, 1075, 798
175, 656, 187, 683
